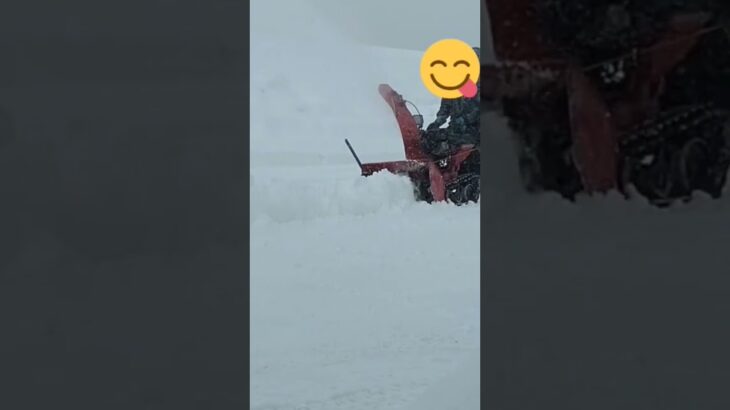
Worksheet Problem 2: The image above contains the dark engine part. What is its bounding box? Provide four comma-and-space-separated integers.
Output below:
619, 104, 730, 204
494, 1, 730, 206
502, 82, 584, 200
618, 24, 730, 205
446, 150, 480, 205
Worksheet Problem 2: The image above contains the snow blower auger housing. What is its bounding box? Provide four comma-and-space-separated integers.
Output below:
482, 0, 730, 207
345, 84, 479, 205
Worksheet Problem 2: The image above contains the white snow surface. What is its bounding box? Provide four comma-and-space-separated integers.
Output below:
481, 107, 730, 408
250, 2, 479, 409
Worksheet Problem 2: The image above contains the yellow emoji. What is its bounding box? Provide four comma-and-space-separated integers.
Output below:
420, 39, 480, 99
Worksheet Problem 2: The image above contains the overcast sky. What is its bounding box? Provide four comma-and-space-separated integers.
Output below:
306, 0, 481, 51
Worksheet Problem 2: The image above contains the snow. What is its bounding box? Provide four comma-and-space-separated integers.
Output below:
250, 1, 479, 409
482, 103, 730, 407
306, 0, 480, 51
404, 355, 480, 410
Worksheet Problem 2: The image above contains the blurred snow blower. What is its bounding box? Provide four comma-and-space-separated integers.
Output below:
345, 84, 479, 205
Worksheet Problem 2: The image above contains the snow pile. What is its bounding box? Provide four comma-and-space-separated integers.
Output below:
250, 1, 444, 164
252, 2, 407, 161
250, 169, 419, 224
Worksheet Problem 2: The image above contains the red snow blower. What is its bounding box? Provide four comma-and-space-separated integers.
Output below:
482, 0, 730, 206
345, 84, 480, 205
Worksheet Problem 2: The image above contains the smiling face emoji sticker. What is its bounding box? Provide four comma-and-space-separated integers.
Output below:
420, 39, 480, 99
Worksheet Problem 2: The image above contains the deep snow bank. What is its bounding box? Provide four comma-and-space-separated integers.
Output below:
250, 0, 446, 223
250, 168, 420, 223
251, 1, 443, 164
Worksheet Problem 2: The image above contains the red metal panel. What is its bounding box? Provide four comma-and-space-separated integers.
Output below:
378, 84, 430, 162
567, 66, 619, 193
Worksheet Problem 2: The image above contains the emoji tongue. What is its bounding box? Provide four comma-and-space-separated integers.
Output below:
459, 79, 478, 98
